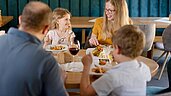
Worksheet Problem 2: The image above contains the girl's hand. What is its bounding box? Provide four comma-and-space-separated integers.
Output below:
43, 35, 51, 48
66, 23, 72, 32
89, 36, 99, 46
44, 35, 49, 42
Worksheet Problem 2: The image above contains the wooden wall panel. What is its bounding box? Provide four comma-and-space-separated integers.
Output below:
90, 0, 100, 16
0, 0, 8, 15
8, 0, 18, 26
60, 0, 70, 10
129, 0, 139, 17
49, 0, 59, 10
159, 0, 169, 17
41, 0, 49, 4
0, 0, 170, 27
139, 0, 148, 17
18, 0, 28, 15
70, 0, 80, 16
149, 0, 159, 16
99, 0, 105, 16
169, 0, 171, 12
80, 0, 90, 16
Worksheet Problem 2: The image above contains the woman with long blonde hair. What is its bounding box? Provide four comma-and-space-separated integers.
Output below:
89, 0, 132, 46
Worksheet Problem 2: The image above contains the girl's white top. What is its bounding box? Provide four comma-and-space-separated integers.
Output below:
46, 29, 75, 45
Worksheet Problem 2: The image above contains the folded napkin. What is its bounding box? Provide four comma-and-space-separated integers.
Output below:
60, 62, 83, 72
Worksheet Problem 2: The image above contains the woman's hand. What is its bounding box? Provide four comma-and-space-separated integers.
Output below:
89, 36, 99, 46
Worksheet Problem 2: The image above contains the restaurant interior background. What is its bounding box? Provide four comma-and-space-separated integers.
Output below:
0, 0, 171, 43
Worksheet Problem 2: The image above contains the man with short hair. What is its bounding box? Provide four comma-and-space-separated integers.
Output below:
0, 1, 68, 96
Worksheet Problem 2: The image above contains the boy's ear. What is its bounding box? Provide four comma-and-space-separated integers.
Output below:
115, 45, 121, 54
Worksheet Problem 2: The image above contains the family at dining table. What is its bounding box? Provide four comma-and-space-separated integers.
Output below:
0, 0, 170, 96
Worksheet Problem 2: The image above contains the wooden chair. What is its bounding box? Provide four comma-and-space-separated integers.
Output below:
155, 24, 171, 80
83, 29, 96, 49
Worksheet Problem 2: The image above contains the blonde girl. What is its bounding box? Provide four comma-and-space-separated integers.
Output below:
44, 8, 75, 46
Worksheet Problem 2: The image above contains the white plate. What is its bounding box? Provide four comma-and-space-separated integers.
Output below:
45, 44, 68, 52
86, 48, 99, 59
86, 48, 95, 54
89, 63, 112, 75
86, 47, 114, 75
86, 48, 113, 60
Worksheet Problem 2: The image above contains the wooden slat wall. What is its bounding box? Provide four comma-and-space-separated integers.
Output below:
0, 0, 171, 27
139, 0, 148, 17
8, 0, 18, 26
80, 0, 90, 16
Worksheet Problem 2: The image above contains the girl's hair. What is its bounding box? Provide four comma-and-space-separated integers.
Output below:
50, 8, 71, 30
112, 25, 145, 58
102, 0, 132, 39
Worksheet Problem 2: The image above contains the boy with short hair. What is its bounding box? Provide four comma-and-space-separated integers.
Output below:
81, 25, 151, 96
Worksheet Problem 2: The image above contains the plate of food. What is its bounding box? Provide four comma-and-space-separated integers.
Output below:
86, 45, 113, 62
99, 58, 110, 65
45, 44, 68, 52
89, 63, 112, 75
86, 46, 104, 58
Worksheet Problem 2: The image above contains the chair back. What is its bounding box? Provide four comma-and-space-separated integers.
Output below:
136, 23, 156, 51
162, 24, 171, 51
84, 28, 95, 49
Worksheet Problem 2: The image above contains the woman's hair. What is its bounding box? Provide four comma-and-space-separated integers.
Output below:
50, 8, 71, 30
103, 0, 132, 39
112, 25, 145, 58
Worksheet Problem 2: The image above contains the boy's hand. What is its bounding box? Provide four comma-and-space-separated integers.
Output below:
81, 53, 93, 68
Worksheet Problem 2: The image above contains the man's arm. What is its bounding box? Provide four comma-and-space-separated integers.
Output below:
43, 56, 68, 96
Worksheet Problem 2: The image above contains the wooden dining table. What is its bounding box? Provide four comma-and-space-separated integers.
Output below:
71, 17, 168, 44
0, 16, 13, 27
62, 50, 159, 89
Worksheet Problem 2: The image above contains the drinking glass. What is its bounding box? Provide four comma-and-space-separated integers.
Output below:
68, 39, 80, 72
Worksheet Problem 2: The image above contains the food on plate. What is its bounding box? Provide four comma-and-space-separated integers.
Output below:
92, 46, 103, 56
99, 59, 109, 65
50, 45, 65, 50
92, 66, 106, 73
